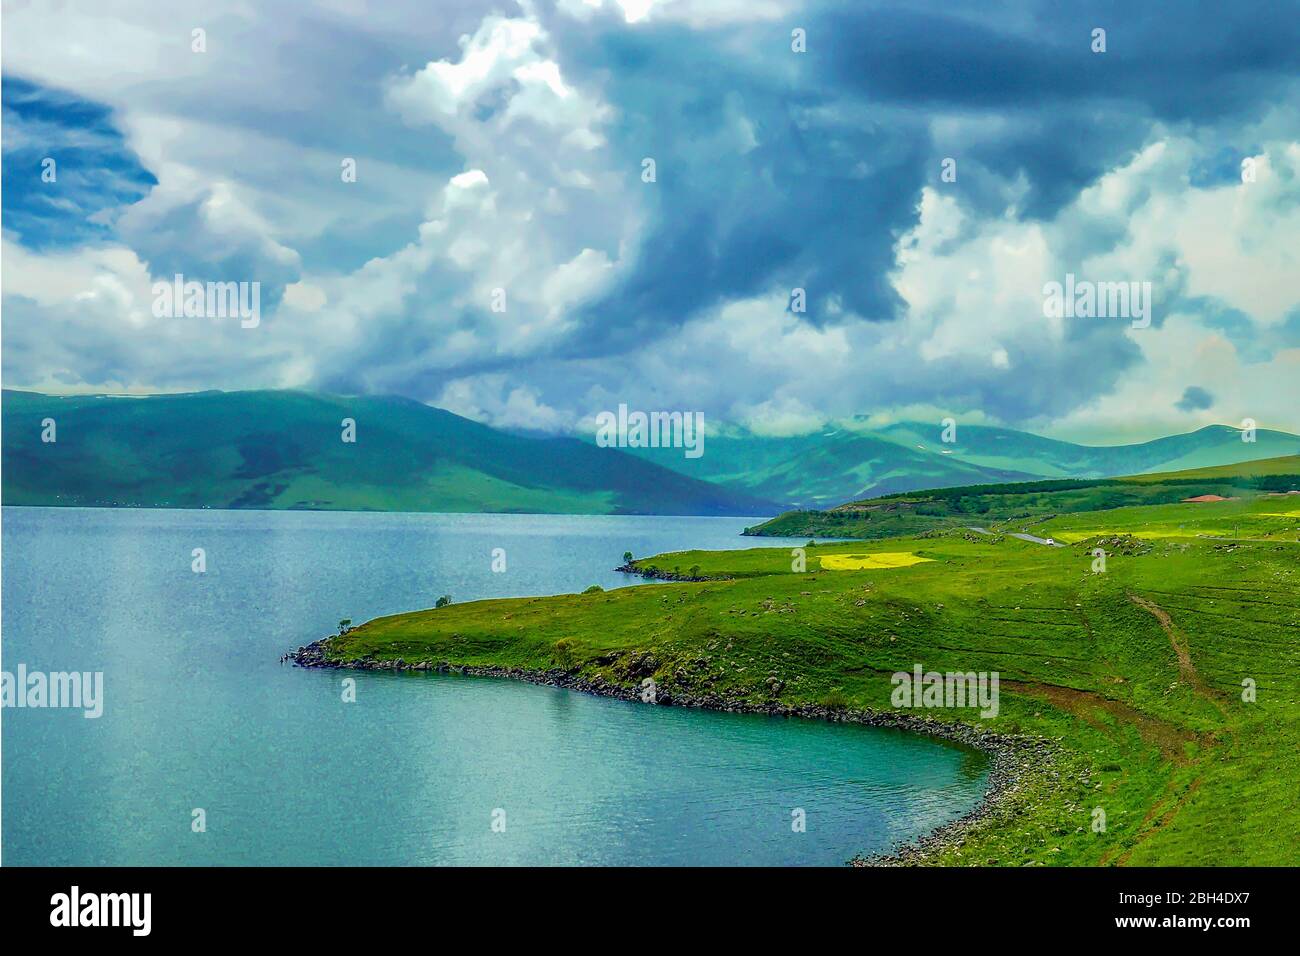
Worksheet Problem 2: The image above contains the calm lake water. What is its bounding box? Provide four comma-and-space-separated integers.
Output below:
1, 507, 988, 866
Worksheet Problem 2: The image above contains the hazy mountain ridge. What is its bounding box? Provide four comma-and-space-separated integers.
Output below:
621, 418, 1300, 507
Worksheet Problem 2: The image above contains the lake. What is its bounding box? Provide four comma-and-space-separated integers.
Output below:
1, 507, 988, 865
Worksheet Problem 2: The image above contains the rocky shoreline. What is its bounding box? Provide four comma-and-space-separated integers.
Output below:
613, 562, 724, 582
290, 637, 1056, 865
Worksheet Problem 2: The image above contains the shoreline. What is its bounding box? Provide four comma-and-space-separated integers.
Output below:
614, 562, 722, 582
290, 638, 1056, 865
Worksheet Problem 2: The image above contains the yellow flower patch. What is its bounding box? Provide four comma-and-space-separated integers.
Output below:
818, 552, 934, 570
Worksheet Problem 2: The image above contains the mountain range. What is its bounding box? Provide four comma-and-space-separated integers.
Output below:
3, 389, 1296, 515
619, 419, 1300, 508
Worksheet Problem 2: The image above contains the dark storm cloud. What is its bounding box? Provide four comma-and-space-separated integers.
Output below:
819, 1, 1300, 114
553, 17, 928, 350
548, 0, 1300, 356
1176, 386, 1215, 412
817, 0, 1300, 217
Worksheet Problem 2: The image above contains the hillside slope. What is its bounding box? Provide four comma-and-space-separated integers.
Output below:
0, 390, 780, 516
746, 456, 1300, 539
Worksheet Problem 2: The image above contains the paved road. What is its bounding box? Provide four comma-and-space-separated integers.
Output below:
965, 526, 1064, 547
1008, 532, 1064, 547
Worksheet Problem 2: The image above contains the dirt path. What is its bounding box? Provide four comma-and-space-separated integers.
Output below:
1101, 775, 1205, 866
1127, 592, 1227, 714
1001, 678, 1199, 763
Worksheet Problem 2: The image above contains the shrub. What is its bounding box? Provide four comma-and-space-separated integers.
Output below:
583, 584, 604, 594
822, 689, 849, 709
435, 595, 452, 609
553, 638, 577, 669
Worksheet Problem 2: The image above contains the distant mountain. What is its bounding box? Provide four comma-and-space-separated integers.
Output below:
0, 390, 780, 517
876, 421, 1300, 478
618, 419, 1300, 508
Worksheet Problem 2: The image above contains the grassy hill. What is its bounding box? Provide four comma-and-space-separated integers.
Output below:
745, 456, 1300, 539
620, 419, 1300, 508
0, 389, 779, 516
303, 494, 1300, 866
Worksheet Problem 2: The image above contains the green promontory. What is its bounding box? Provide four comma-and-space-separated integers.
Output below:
304, 493, 1300, 866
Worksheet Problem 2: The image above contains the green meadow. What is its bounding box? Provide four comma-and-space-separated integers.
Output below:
316, 482, 1300, 866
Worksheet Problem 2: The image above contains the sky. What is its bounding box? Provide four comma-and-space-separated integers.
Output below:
2, 0, 1298, 443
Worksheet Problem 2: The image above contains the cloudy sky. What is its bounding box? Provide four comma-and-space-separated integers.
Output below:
3, 0, 1297, 442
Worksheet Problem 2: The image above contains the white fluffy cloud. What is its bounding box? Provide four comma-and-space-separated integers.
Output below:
556, 0, 794, 27
437, 374, 567, 431
1047, 311, 1300, 442
1078, 143, 1300, 327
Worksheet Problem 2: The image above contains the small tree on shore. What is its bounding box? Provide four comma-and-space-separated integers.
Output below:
338, 618, 352, 635
553, 638, 576, 669
435, 595, 452, 609
623, 551, 634, 564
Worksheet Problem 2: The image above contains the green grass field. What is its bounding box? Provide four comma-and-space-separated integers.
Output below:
314, 494, 1300, 866
1021, 496, 1300, 544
